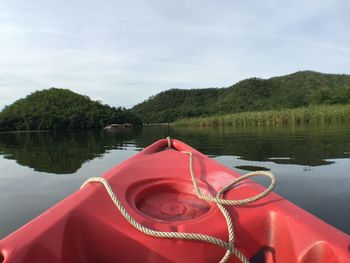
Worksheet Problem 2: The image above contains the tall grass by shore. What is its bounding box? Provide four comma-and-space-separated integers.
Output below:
174, 104, 350, 127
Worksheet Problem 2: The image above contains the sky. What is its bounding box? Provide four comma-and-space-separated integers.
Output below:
0, 0, 349, 109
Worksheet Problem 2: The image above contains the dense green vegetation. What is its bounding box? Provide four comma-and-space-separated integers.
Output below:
132, 71, 350, 123
175, 104, 350, 127
0, 88, 141, 131
132, 88, 222, 123
2, 71, 350, 130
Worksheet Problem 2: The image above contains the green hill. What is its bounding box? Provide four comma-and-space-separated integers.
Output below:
131, 71, 350, 123
0, 88, 141, 131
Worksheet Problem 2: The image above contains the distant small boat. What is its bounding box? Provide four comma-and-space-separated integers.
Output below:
104, 123, 133, 129
0, 139, 349, 262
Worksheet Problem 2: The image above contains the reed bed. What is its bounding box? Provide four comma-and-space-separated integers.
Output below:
174, 104, 350, 127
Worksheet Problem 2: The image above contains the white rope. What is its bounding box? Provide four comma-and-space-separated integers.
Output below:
166, 136, 172, 148
81, 138, 276, 263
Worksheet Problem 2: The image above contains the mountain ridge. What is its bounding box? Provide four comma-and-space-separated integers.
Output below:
131, 71, 350, 123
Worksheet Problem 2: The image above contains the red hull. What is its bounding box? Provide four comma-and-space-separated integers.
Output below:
0, 139, 349, 262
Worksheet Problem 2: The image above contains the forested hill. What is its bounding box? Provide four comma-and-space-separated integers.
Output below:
0, 88, 141, 131
131, 71, 350, 123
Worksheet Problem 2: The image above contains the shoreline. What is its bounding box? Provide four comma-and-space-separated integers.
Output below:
174, 104, 350, 127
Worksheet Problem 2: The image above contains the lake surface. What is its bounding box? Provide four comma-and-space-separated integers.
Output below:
0, 124, 350, 238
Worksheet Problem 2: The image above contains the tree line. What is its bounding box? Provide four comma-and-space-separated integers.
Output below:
0, 88, 141, 131
131, 71, 350, 123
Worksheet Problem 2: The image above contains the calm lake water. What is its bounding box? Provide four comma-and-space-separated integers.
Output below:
0, 124, 350, 238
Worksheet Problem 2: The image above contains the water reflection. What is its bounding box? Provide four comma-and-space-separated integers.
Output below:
0, 124, 350, 238
235, 165, 271, 171
166, 125, 349, 166
0, 130, 142, 174
0, 124, 349, 174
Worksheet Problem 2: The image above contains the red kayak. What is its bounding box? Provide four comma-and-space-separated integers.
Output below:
0, 138, 349, 262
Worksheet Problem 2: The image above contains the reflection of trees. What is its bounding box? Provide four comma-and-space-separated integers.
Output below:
0, 124, 348, 174
135, 125, 349, 167
0, 129, 142, 174
235, 165, 271, 171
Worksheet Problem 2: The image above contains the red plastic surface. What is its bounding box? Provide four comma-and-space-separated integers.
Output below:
0, 139, 349, 262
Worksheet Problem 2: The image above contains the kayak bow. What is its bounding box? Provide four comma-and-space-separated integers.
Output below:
0, 138, 349, 262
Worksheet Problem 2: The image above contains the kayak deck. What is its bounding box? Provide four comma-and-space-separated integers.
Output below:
0, 139, 349, 262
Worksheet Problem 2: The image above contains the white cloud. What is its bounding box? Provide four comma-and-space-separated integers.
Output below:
0, 0, 349, 109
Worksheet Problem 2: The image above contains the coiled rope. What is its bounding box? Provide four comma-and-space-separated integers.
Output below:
81, 137, 276, 263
